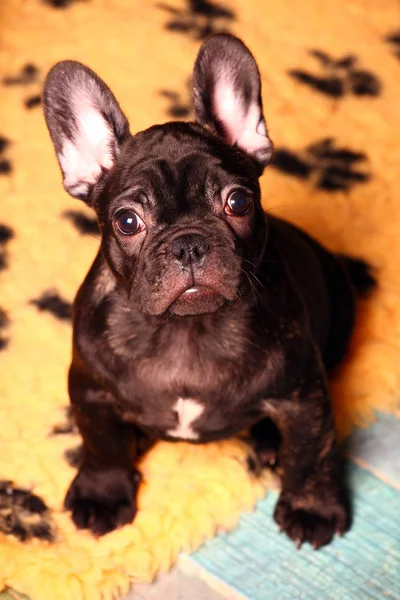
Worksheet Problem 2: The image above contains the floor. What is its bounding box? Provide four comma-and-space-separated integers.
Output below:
126, 411, 400, 600
127, 567, 229, 600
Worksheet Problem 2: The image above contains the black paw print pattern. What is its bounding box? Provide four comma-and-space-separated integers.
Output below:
51, 406, 78, 435
2, 63, 42, 110
159, 78, 193, 118
386, 32, 400, 61
339, 257, 376, 296
0, 136, 12, 175
157, 0, 235, 40
0, 480, 55, 542
30, 290, 73, 321
63, 210, 100, 236
271, 138, 370, 192
289, 50, 381, 98
0, 224, 13, 351
41, 0, 87, 8
64, 446, 84, 469
0, 223, 14, 272
50, 406, 83, 468
0, 308, 10, 352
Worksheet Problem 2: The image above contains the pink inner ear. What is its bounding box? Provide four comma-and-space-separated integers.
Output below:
213, 78, 272, 163
58, 101, 115, 197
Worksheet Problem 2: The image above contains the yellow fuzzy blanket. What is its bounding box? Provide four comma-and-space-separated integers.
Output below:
1, 0, 399, 598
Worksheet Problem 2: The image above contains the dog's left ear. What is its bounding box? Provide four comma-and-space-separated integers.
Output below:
193, 34, 272, 173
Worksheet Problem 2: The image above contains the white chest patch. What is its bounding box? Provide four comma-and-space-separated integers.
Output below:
167, 397, 204, 440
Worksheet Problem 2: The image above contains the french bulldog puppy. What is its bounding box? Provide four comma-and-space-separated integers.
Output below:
43, 34, 361, 548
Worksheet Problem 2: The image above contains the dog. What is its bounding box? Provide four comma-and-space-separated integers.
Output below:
43, 34, 367, 548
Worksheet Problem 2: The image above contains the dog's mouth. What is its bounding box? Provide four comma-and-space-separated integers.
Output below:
169, 284, 225, 316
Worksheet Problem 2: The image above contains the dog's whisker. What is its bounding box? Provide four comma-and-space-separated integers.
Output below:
243, 257, 279, 268
242, 258, 258, 269
241, 263, 265, 292
246, 269, 265, 290
240, 268, 261, 308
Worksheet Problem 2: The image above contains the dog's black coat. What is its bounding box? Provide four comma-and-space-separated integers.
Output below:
43, 34, 361, 547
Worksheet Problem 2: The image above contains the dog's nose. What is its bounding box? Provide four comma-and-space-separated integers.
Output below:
171, 234, 210, 267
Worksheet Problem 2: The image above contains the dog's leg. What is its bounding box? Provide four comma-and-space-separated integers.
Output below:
263, 372, 350, 549
64, 367, 154, 536
247, 418, 281, 473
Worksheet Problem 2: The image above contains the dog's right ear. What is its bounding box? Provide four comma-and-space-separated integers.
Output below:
43, 61, 130, 204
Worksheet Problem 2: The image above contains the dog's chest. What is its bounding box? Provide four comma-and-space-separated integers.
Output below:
130, 349, 235, 437
117, 325, 269, 440
166, 397, 205, 440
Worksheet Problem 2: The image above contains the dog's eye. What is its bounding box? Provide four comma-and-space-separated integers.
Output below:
225, 190, 251, 215
115, 210, 145, 235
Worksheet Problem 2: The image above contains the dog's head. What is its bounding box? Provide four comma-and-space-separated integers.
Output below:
43, 35, 273, 317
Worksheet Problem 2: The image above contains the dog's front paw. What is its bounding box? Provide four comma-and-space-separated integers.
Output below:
64, 466, 140, 536
274, 491, 349, 549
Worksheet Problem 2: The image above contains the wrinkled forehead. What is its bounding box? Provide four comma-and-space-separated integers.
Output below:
102, 124, 258, 223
